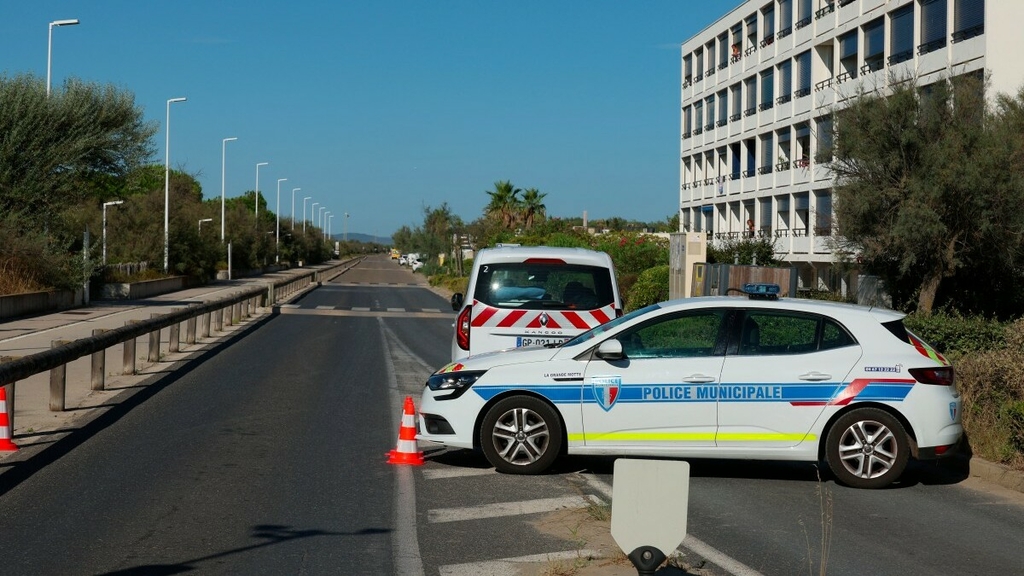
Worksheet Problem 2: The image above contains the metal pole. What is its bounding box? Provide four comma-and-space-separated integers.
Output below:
221, 137, 237, 242
276, 178, 286, 263
303, 197, 312, 233
291, 188, 301, 231
164, 97, 186, 273
46, 19, 79, 97
255, 162, 269, 219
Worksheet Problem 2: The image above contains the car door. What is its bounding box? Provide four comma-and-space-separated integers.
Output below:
579, 308, 727, 449
716, 309, 863, 448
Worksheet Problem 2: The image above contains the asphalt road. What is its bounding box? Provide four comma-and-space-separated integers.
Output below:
0, 255, 1022, 576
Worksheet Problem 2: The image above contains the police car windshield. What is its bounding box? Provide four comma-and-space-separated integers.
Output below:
561, 303, 661, 347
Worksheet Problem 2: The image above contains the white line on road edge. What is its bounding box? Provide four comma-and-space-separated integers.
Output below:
380, 318, 425, 576
438, 550, 605, 576
576, 471, 764, 576
428, 494, 603, 524
421, 467, 495, 480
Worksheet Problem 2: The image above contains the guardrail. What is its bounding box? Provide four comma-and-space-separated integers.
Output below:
0, 257, 362, 429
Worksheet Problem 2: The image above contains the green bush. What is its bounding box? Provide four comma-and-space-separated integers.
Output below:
625, 265, 669, 312
902, 311, 1006, 357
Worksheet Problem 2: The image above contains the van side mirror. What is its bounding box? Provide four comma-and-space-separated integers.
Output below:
595, 339, 624, 361
451, 293, 464, 311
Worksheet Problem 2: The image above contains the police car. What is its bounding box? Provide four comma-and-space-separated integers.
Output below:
418, 285, 962, 489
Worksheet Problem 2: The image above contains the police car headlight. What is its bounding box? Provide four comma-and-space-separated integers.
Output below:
427, 370, 487, 392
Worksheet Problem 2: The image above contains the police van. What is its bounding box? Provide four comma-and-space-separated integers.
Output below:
450, 245, 622, 361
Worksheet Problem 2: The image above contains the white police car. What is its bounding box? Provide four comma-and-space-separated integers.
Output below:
418, 285, 962, 489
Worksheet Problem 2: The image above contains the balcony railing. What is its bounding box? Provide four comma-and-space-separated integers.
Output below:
757, 166, 773, 175
776, 94, 792, 105
758, 101, 774, 111
813, 226, 834, 237
860, 59, 884, 74
742, 169, 755, 177
704, 123, 715, 131
776, 27, 792, 40
681, 182, 692, 190
836, 71, 854, 83
703, 178, 716, 186
744, 45, 757, 56
794, 157, 810, 168
695, 73, 704, 82
683, 131, 692, 139
775, 161, 791, 172
760, 36, 775, 48
683, 78, 692, 88
718, 62, 728, 70
694, 127, 703, 135
795, 87, 811, 98
815, 4, 835, 18
744, 107, 756, 117
706, 67, 716, 77
716, 119, 728, 128
917, 38, 946, 55
887, 50, 913, 65
729, 173, 740, 181
815, 78, 833, 91
730, 113, 741, 122
795, 17, 812, 30
952, 25, 984, 43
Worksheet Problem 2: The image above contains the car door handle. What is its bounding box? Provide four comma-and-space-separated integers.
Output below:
682, 374, 717, 383
799, 371, 832, 381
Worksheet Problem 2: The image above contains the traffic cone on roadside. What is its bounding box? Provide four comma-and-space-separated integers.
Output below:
0, 387, 18, 452
387, 396, 424, 465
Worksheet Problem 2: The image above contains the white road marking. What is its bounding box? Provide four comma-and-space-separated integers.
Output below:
438, 550, 605, 576
421, 467, 496, 480
421, 308, 441, 313
428, 494, 602, 524
278, 304, 300, 308
387, 307, 406, 312
576, 472, 764, 576
351, 306, 371, 311
315, 305, 335, 310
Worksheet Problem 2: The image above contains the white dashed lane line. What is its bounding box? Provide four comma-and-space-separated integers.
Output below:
427, 494, 602, 524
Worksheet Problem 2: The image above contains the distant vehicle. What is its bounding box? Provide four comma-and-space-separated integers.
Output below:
420, 283, 962, 489
399, 255, 408, 266
411, 259, 423, 271
390, 248, 401, 260
449, 245, 622, 362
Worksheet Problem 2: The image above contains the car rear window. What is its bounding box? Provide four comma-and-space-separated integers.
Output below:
474, 262, 614, 310
881, 319, 911, 343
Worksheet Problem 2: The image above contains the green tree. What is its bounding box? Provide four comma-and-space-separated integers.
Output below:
520, 188, 547, 229
828, 72, 1024, 315
485, 180, 522, 228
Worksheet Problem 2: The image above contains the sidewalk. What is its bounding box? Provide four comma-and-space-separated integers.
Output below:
0, 265, 326, 476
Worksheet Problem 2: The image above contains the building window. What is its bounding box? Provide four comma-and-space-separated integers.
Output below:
760, 133, 774, 172
718, 89, 729, 126
919, 0, 947, 54
694, 101, 704, 133
745, 76, 758, 115
762, 5, 776, 46
796, 0, 812, 28
862, 17, 885, 73
889, 4, 914, 64
731, 83, 742, 121
760, 68, 774, 110
814, 191, 833, 236
684, 55, 693, 84
953, 0, 984, 41
838, 30, 858, 81
706, 96, 716, 131
815, 116, 834, 162
779, 59, 793, 101
778, 0, 793, 37
719, 32, 730, 68
796, 50, 812, 96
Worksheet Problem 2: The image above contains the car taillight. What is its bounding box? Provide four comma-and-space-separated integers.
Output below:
615, 307, 622, 318
909, 366, 955, 387
456, 306, 471, 351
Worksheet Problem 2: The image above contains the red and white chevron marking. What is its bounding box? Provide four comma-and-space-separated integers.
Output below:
469, 301, 614, 330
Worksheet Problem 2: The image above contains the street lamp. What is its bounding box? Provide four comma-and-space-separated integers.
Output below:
47, 18, 79, 97
310, 202, 319, 232
324, 211, 331, 240
303, 196, 312, 232
276, 178, 287, 262
164, 96, 187, 273
221, 137, 237, 242
318, 206, 326, 234
255, 162, 269, 219
291, 188, 301, 230
344, 212, 349, 242
102, 200, 123, 265
198, 218, 213, 233
329, 214, 335, 241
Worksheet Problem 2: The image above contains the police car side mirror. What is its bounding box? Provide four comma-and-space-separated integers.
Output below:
451, 293, 464, 311
595, 339, 624, 361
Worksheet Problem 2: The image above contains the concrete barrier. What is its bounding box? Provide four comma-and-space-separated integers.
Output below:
98, 276, 187, 300
0, 289, 84, 321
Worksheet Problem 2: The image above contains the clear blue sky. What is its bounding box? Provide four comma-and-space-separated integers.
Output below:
2, 1, 739, 240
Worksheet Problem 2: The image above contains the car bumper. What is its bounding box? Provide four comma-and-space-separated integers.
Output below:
416, 386, 482, 450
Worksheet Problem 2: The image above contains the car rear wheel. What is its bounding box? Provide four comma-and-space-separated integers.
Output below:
480, 396, 563, 474
825, 408, 910, 489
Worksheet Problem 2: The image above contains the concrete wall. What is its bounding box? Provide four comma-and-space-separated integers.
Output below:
0, 289, 84, 321
98, 276, 187, 300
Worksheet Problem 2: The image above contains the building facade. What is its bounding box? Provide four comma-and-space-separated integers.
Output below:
679, 0, 1018, 291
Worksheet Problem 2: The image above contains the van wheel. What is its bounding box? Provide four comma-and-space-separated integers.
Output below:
825, 408, 909, 489
480, 396, 563, 474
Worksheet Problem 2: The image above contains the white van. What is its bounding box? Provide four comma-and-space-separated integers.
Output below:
450, 245, 622, 361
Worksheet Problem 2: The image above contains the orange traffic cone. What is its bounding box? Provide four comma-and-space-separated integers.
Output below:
387, 396, 424, 465
0, 386, 18, 452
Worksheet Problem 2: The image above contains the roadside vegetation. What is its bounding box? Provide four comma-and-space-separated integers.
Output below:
0, 73, 340, 295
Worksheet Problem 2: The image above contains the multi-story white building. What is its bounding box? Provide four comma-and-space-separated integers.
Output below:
679, 0, 1018, 291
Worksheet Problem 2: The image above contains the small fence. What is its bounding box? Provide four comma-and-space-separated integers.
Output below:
0, 258, 357, 430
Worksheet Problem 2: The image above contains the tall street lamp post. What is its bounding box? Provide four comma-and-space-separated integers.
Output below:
318, 207, 326, 235
255, 162, 269, 219
102, 200, 123, 265
164, 96, 187, 273
344, 212, 349, 242
198, 218, 212, 233
291, 188, 301, 230
47, 18, 79, 97
303, 197, 312, 232
310, 202, 319, 232
276, 178, 287, 262
221, 137, 237, 242
324, 212, 331, 240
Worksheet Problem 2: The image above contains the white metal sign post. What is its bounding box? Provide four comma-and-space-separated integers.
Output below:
611, 459, 690, 575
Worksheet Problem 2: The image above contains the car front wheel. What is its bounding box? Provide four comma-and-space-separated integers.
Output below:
479, 395, 563, 474
825, 407, 910, 489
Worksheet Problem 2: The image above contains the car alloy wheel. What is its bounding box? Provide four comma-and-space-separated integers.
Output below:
825, 407, 909, 489
480, 395, 563, 474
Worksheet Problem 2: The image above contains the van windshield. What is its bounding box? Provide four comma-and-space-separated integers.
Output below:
474, 262, 614, 310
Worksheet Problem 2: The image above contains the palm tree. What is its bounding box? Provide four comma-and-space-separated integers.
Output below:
485, 180, 522, 228
520, 188, 547, 229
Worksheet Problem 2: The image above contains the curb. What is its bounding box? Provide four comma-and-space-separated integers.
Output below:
968, 457, 1024, 493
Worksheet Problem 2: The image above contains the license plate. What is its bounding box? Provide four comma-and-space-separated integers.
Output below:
516, 336, 566, 348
